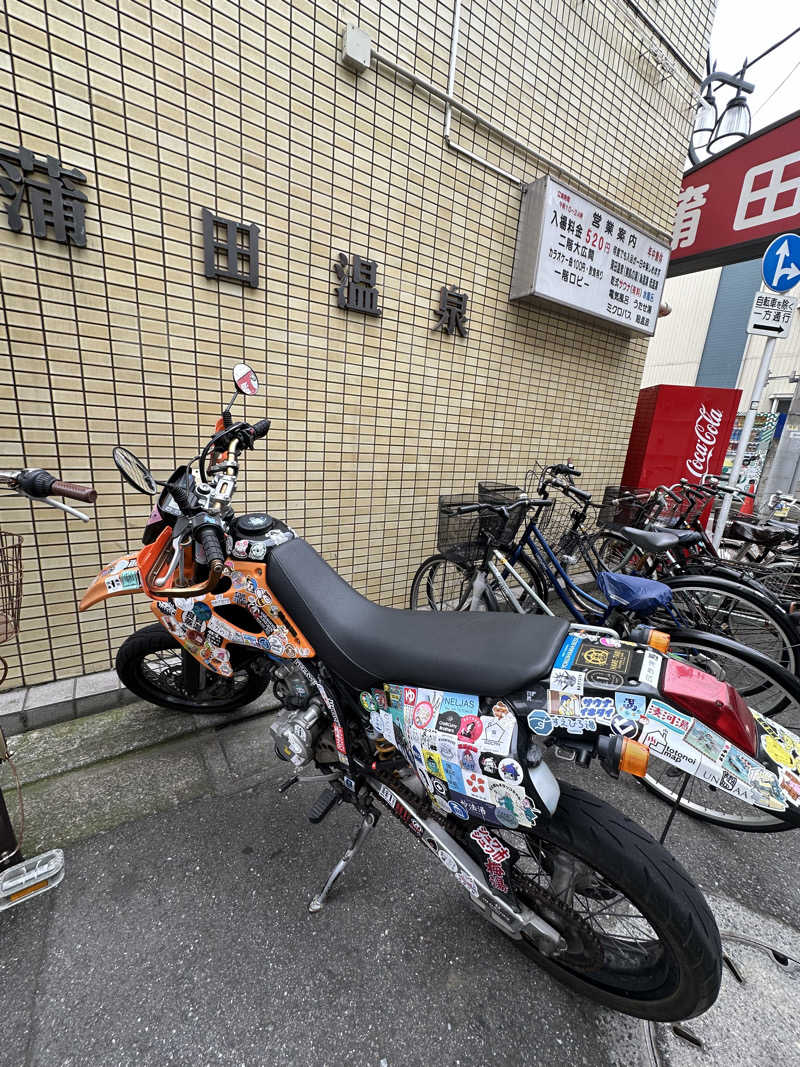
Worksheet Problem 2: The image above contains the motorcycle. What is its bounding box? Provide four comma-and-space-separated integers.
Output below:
0, 467, 98, 909
78, 364, 800, 1021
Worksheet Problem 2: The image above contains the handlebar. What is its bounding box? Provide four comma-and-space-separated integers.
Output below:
0, 468, 98, 503
445, 498, 553, 517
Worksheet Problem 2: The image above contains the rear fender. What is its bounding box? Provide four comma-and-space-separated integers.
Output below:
542, 630, 800, 817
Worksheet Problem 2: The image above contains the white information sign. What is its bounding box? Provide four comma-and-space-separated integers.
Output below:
510, 176, 670, 336
746, 290, 796, 339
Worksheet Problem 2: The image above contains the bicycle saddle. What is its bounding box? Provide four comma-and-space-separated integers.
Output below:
267, 538, 570, 692
725, 520, 789, 546
617, 526, 682, 554
653, 526, 703, 547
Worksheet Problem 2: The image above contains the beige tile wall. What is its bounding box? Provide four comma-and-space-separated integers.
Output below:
0, 0, 713, 687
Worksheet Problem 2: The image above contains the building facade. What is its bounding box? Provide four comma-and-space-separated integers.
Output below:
644, 260, 800, 412
0, 0, 713, 688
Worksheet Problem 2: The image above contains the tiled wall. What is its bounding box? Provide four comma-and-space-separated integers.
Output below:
0, 0, 713, 688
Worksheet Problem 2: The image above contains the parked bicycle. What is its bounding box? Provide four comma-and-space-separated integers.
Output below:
0, 468, 98, 909
594, 479, 800, 647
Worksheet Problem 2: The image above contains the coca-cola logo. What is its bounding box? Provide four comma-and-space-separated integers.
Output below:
686, 405, 723, 479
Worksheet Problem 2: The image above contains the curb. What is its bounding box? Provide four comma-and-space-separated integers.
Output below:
0, 669, 137, 737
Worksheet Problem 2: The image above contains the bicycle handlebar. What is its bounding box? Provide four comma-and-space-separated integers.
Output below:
446, 498, 553, 517
0, 468, 98, 504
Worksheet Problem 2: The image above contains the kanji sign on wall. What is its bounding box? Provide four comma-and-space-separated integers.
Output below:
510, 176, 669, 336
670, 109, 800, 277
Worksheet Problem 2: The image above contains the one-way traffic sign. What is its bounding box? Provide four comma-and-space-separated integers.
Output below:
747, 291, 796, 339
762, 233, 800, 293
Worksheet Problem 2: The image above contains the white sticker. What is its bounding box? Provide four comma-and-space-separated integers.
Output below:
549, 668, 585, 695
639, 650, 662, 687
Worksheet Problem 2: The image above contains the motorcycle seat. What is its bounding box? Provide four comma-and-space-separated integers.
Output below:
266, 538, 570, 693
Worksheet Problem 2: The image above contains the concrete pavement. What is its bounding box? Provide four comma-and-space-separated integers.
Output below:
1, 698, 799, 1067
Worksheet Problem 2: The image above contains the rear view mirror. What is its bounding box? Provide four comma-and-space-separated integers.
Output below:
113, 446, 157, 495
233, 363, 259, 396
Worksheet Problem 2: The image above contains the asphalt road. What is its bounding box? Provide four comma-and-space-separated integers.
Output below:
2, 747, 799, 1067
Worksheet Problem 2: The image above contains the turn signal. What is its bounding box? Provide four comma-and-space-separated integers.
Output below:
648, 630, 670, 654
619, 738, 650, 778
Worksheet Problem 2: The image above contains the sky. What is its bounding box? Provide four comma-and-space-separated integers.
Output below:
708, 0, 800, 131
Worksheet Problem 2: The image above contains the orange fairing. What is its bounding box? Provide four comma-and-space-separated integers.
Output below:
79, 527, 173, 611
149, 562, 314, 679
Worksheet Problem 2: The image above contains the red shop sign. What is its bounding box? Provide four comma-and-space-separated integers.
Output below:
669, 108, 800, 277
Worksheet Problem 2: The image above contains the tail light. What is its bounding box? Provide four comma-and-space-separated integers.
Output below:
662, 657, 757, 755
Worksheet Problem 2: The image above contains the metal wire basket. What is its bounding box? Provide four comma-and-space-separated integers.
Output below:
0, 529, 23, 646
437, 494, 482, 565
597, 486, 651, 528
477, 481, 525, 546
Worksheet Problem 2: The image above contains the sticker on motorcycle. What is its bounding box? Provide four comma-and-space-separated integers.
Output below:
574, 643, 633, 674
553, 633, 582, 668
638, 650, 663, 688
549, 668, 584, 695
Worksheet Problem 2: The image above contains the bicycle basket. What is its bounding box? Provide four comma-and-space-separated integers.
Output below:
437, 494, 482, 565
477, 481, 525, 545
598, 486, 650, 528
0, 529, 23, 645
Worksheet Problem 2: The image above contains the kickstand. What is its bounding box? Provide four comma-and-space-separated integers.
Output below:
659, 772, 690, 845
308, 810, 379, 913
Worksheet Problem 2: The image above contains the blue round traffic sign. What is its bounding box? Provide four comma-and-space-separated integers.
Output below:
762, 233, 800, 293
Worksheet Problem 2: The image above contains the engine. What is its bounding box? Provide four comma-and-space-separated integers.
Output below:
269, 663, 327, 766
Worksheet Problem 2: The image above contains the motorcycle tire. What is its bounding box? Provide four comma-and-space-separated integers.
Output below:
505, 782, 721, 1021
116, 623, 269, 713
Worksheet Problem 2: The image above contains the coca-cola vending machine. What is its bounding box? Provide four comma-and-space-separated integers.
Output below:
621, 384, 741, 491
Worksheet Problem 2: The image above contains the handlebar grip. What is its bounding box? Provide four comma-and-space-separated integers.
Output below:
50, 479, 98, 504
251, 418, 271, 441
197, 524, 226, 565
554, 463, 581, 477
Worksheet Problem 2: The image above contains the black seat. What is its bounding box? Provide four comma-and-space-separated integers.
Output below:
267, 538, 570, 693
654, 526, 703, 547
618, 526, 682, 554
725, 520, 788, 546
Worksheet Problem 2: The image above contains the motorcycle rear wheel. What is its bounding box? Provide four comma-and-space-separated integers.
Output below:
502, 782, 721, 1021
116, 623, 269, 712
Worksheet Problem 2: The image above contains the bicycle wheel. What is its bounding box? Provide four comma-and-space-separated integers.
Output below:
488, 551, 549, 613
409, 555, 494, 611
589, 529, 647, 574
658, 573, 800, 676
642, 628, 800, 831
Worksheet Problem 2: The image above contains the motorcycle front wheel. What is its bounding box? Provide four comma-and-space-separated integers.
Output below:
116, 623, 269, 712
500, 782, 721, 1020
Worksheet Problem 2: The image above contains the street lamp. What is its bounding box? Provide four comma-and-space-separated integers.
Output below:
690, 86, 717, 156
688, 61, 754, 167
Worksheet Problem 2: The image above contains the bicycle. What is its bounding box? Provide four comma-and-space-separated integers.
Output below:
592, 479, 800, 656
0, 467, 98, 909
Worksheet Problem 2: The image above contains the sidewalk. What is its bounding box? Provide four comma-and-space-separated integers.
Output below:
2, 696, 800, 1067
